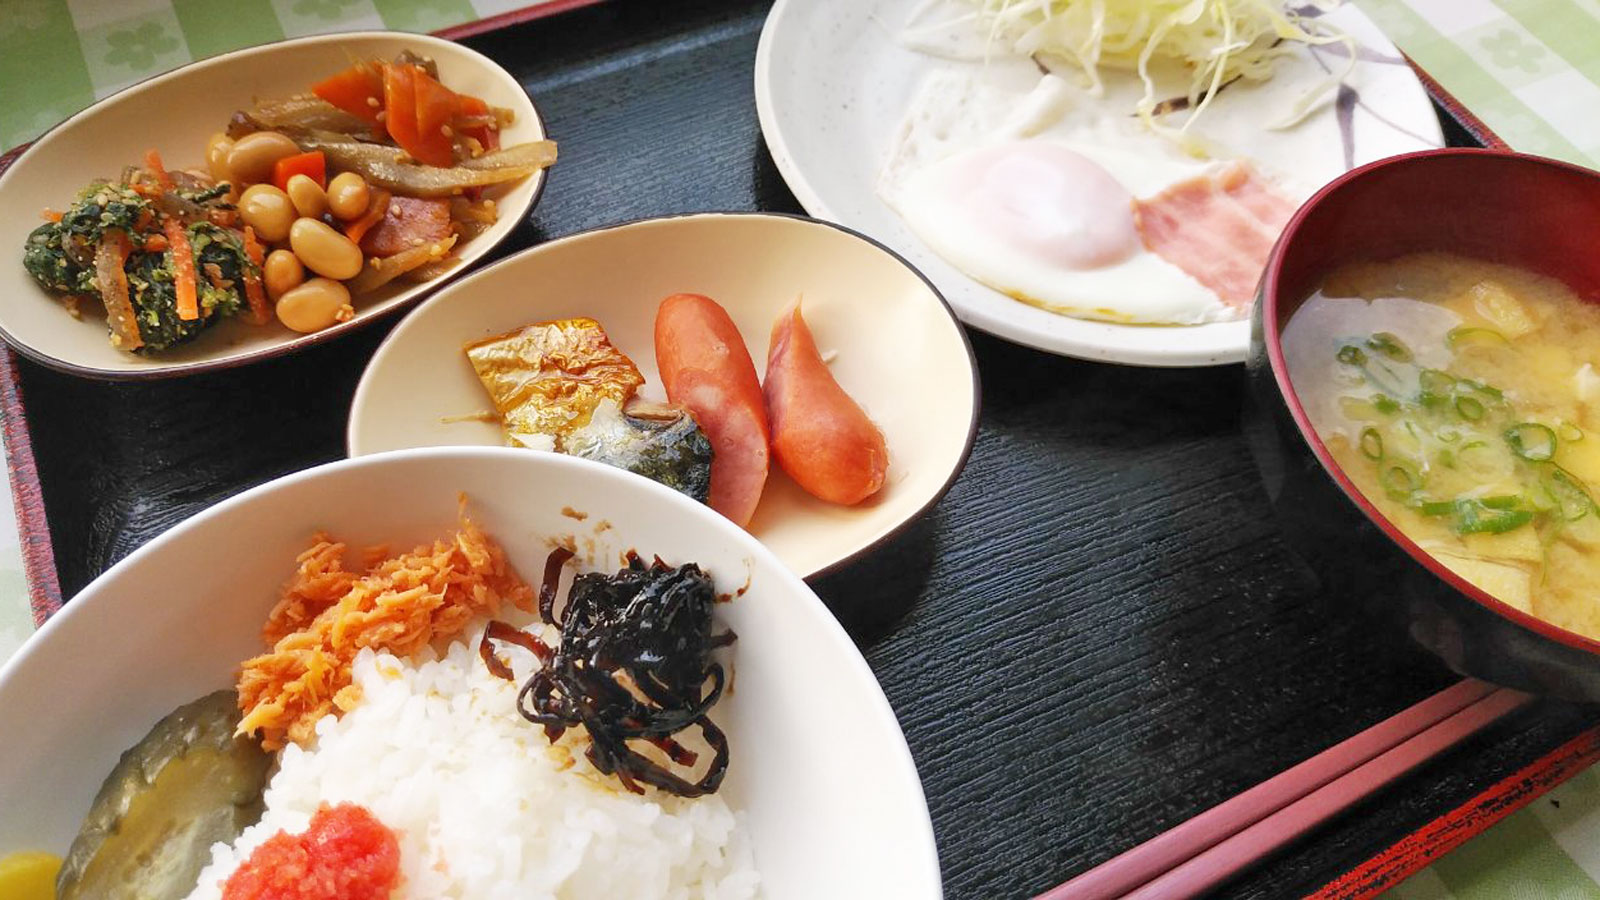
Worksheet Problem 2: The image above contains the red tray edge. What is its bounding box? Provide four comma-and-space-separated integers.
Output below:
1405, 54, 1510, 152
0, 344, 63, 625
1309, 725, 1600, 899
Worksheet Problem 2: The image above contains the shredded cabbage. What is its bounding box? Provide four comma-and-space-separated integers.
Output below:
910, 0, 1354, 150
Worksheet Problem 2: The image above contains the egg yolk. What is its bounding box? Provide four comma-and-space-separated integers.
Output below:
936, 141, 1139, 270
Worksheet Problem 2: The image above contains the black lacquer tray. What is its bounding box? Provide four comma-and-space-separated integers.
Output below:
3, 1, 1595, 897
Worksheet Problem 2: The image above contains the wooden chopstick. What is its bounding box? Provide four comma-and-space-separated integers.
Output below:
1037, 680, 1522, 900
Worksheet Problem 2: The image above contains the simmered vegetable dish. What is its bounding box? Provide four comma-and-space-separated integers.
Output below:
24, 50, 555, 353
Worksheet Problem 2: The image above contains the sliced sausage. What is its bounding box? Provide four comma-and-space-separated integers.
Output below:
655, 293, 770, 527
764, 300, 887, 505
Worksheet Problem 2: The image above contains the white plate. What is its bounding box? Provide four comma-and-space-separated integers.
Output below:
0, 32, 548, 379
0, 447, 942, 898
754, 0, 1445, 366
348, 212, 980, 579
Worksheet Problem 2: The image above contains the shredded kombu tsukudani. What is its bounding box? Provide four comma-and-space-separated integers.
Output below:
480, 547, 737, 798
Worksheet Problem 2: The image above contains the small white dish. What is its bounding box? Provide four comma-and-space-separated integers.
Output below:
0, 447, 943, 898
753, 0, 1444, 366
348, 212, 980, 579
0, 31, 548, 379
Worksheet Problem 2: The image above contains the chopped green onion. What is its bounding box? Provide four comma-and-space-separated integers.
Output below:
1359, 427, 1383, 460
1336, 344, 1367, 367
1446, 326, 1509, 349
1437, 448, 1456, 468
1455, 396, 1485, 421
1418, 499, 1457, 517
1459, 378, 1503, 399
1505, 423, 1557, 462
1372, 394, 1399, 415
1418, 368, 1456, 395
1418, 496, 1534, 534
1560, 422, 1584, 442
1435, 426, 1462, 443
1381, 462, 1421, 497
1338, 397, 1387, 421
1367, 332, 1413, 362
1547, 465, 1595, 521
1459, 496, 1529, 531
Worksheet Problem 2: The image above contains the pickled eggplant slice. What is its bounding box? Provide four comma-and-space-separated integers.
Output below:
57, 690, 271, 900
565, 399, 714, 503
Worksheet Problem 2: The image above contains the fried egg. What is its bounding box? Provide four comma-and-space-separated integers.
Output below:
878, 67, 1314, 325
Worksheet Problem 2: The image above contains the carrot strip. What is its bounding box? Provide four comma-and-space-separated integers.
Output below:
409, 69, 459, 167
272, 151, 326, 191
40, 208, 63, 223
165, 218, 199, 321
143, 234, 169, 253
242, 270, 270, 326
343, 189, 391, 246
242, 225, 266, 266
145, 149, 174, 193
312, 61, 384, 125
240, 226, 271, 325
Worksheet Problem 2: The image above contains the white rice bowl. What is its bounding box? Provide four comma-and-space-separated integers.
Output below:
185, 634, 759, 900
0, 449, 940, 899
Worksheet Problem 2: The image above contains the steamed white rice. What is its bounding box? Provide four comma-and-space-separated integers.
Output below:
185, 636, 759, 899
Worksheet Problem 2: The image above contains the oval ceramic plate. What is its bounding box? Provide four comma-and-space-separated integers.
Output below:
348, 212, 979, 579
754, 0, 1444, 366
0, 448, 942, 897
0, 31, 547, 379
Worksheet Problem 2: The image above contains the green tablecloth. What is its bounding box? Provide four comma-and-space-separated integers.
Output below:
0, 0, 550, 151
3, 1, 1600, 896
1358, 0, 1600, 168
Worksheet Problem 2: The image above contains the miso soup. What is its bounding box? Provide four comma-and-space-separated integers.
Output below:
1285, 252, 1600, 640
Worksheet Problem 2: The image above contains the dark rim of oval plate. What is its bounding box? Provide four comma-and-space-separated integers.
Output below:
0, 29, 551, 382
1261, 146, 1600, 661
347, 208, 985, 583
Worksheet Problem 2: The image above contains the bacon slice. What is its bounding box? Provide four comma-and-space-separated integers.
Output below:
1131, 162, 1297, 309
359, 194, 452, 258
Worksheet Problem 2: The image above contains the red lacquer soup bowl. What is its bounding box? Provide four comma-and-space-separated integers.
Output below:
1248, 148, 1600, 700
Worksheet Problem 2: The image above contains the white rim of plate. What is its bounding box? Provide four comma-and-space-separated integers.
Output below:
751, 0, 1443, 367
